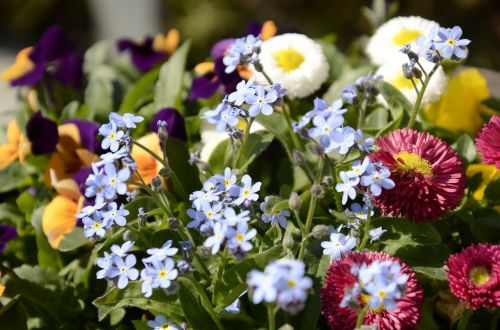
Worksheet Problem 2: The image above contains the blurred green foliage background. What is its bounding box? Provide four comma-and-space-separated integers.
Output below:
0, 0, 499, 69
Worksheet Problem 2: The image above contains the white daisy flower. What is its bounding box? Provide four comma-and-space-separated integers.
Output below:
251, 33, 329, 99
366, 16, 439, 65
200, 120, 266, 162
375, 54, 448, 105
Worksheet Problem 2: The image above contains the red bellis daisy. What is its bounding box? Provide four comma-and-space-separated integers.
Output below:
321, 251, 424, 330
476, 115, 500, 168
369, 128, 466, 222
446, 243, 500, 310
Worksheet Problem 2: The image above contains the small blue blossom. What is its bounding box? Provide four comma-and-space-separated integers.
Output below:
335, 172, 360, 205
349, 203, 373, 221
346, 157, 370, 178
77, 201, 106, 219
217, 107, 240, 132
98, 146, 130, 165
222, 207, 250, 226
102, 163, 131, 200
140, 269, 154, 297
260, 196, 290, 228
308, 115, 344, 147
313, 98, 348, 118
321, 228, 356, 260
108, 254, 139, 289
189, 189, 221, 210
222, 167, 237, 191
204, 222, 230, 255
227, 78, 256, 106
327, 126, 356, 154
360, 163, 395, 196
415, 26, 439, 56
227, 222, 256, 252
341, 87, 357, 104
223, 35, 262, 73
99, 122, 125, 152
143, 240, 179, 263
201, 202, 223, 222
354, 129, 374, 153
145, 258, 179, 289
110, 241, 134, 257
245, 85, 278, 117
435, 26, 471, 60
233, 174, 261, 206
369, 227, 386, 243
96, 251, 113, 279
186, 208, 206, 229
146, 314, 182, 330
104, 202, 129, 226
109, 112, 144, 129
82, 213, 111, 239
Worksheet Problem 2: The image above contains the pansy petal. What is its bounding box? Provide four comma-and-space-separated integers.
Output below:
42, 195, 78, 249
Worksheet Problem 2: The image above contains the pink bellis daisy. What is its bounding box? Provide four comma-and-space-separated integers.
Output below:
321, 251, 424, 330
476, 115, 500, 168
446, 243, 500, 310
369, 128, 466, 222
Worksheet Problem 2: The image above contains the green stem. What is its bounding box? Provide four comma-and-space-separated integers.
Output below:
298, 156, 325, 259
233, 117, 254, 168
355, 306, 368, 329
180, 227, 211, 279
133, 140, 167, 167
293, 210, 305, 232
457, 308, 472, 330
358, 205, 373, 251
267, 303, 276, 330
356, 99, 367, 129
407, 63, 440, 128
212, 250, 228, 304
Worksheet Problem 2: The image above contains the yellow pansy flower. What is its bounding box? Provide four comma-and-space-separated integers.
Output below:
0, 120, 31, 170
1, 47, 34, 82
466, 163, 500, 201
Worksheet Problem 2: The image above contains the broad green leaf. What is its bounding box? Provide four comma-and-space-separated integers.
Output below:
484, 177, 500, 204
413, 266, 447, 282
375, 218, 442, 250
30, 206, 63, 270
237, 131, 274, 171
155, 41, 191, 111
219, 314, 256, 330
84, 40, 112, 74
375, 105, 409, 137
132, 320, 151, 330
0, 203, 24, 226
375, 80, 413, 115
213, 246, 285, 309
260, 224, 283, 250
365, 107, 389, 130
0, 299, 28, 330
257, 112, 295, 159
0, 164, 30, 193
177, 277, 223, 330
93, 281, 183, 322
416, 299, 440, 330
482, 97, 500, 113
119, 67, 160, 114
317, 40, 349, 81
58, 228, 89, 252
208, 138, 232, 173
300, 254, 331, 328
453, 134, 477, 163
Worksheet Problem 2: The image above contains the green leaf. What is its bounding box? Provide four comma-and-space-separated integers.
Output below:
154, 41, 191, 111
0, 164, 30, 193
237, 131, 274, 171
219, 314, 256, 330
263, 195, 283, 214
119, 67, 160, 114
208, 138, 232, 173
453, 134, 477, 163
16, 191, 37, 219
58, 228, 88, 252
83, 40, 112, 74
213, 246, 285, 309
132, 320, 151, 330
482, 97, 500, 112
93, 281, 183, 322
0, 299, 28, 330
317, 40, 349, 81
177, 277, 223, 330
0, 203, 24, 226
484, 177, 500, 204
256, 112, 296, 160
376, 105, 409, 137
413, 266, 447, 282
365, 107, 389, 130
375, 80, 413, 116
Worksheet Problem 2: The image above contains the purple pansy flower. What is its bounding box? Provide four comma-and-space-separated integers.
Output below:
26, 112, 59, 155
150, 108, 187, 142
0, 225, 18, 253
117, 37, 166, 72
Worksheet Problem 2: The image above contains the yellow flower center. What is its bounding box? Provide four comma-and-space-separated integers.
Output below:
275, 48, 305, 72
109, 178, 117, 185
110, 132, 116, 139
447, 38, 456, 46
159, 269, 169, 279
469, 267, 490, 286
236, 233, 244, 242
224, 179, 231, 187
243, 189, 250, 197
160, 323, 171, 330
392, 73, 421, 90
394, 152, 433, 175
206, 211, 214, 218
287, 279, 297, 288
393, 29, 422, 46
119, 266, 127, 273
92, 222, 102, 229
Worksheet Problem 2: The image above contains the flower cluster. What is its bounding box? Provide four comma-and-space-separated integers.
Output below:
203, 78, 286, 135
187, 167, 261, 259
96, 241, 139, 289
293, 97, 373, 154
321, 225, 356, 261
79, 113, 144, 240
260, 196, 290, 228
340, 74, 382, 105
335, 156, 395, 205
416, 26, 471, 62
223, 35, 262, 73
247, 259, 312, 314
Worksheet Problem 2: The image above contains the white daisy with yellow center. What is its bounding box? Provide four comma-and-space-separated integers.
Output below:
252, 33, 329, 99
376, 54, 448, 105
366, 16, 439, 65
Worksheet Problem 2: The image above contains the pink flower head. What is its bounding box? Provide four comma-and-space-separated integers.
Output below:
321, 251, 424, 330
369, 128, 466, 222
476, 116, 500, 168
446, 243, 500, 310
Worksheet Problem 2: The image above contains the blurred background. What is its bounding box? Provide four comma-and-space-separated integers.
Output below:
0, 0, 499, 121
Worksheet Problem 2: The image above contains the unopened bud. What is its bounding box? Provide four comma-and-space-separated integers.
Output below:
159, 167, 172, 179
308, 143, 324, 156
196, 245, 211, 258
291, 227, 302, 240
167, 217, 180, 230
151, 176, 163, 192
138, 207, 146, 227
164, 282, 179, 295
311, 184, 325, 199
412, 66, 422, 79
402, 63, 414, 79
157, 120, 168, 141
253, 61, 264, 72
322, 176, 334, 187
311, 224, 328, 239
283, 231, 295, 249
292, 149, 306, 165
288, 192, 302, 210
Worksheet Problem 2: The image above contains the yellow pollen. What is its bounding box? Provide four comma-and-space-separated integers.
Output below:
92, 222, 101, 229
469, 267, 490, 286
120, 266, 127, 273
109, 178, 117, 185
447, 38, 456, 46
110, 132, 116, 139
206, 211, 213, 218
243, 189, 250, 197
287, 279, 297, 288
160, 323, 171, 330
393, 29, 423, 46
159, 269, 168, 278
274, 48, 305, 72
394, 152, 433, 175
236, 233, 244, 241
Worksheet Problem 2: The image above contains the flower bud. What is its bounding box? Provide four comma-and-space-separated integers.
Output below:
311, 184, 325, 199
157, 120, 168, 141
138, 207, 146, 227
164, 282, 179, 295
159, 167, 172, 179
321, 176, 334, 187
311, 224, 328, 239
412, 66, 423, 79
196, 245, 212, 258
308, 143, 324, 157
167, 217, 180, 230
402, 63, 414, 79
288, 192, 302, 210
151, 176, 163, 192
283, 231, 296, 250
292, 149, 306, 165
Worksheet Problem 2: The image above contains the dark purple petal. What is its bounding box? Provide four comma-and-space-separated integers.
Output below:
73, 166, 92, 197
246, 21, 263, 37
151, 108, 187, 141
189, 74, 220, 100
214, 58, 239, 93
0, 225, 18, 253
50, 51, 83, 88
10, 61, 46, 86
210, 38, 235, 59
26, 112, 59, 155
64, 119, 99, 152
30, 25, 75, 63
117, 37, 166, 72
